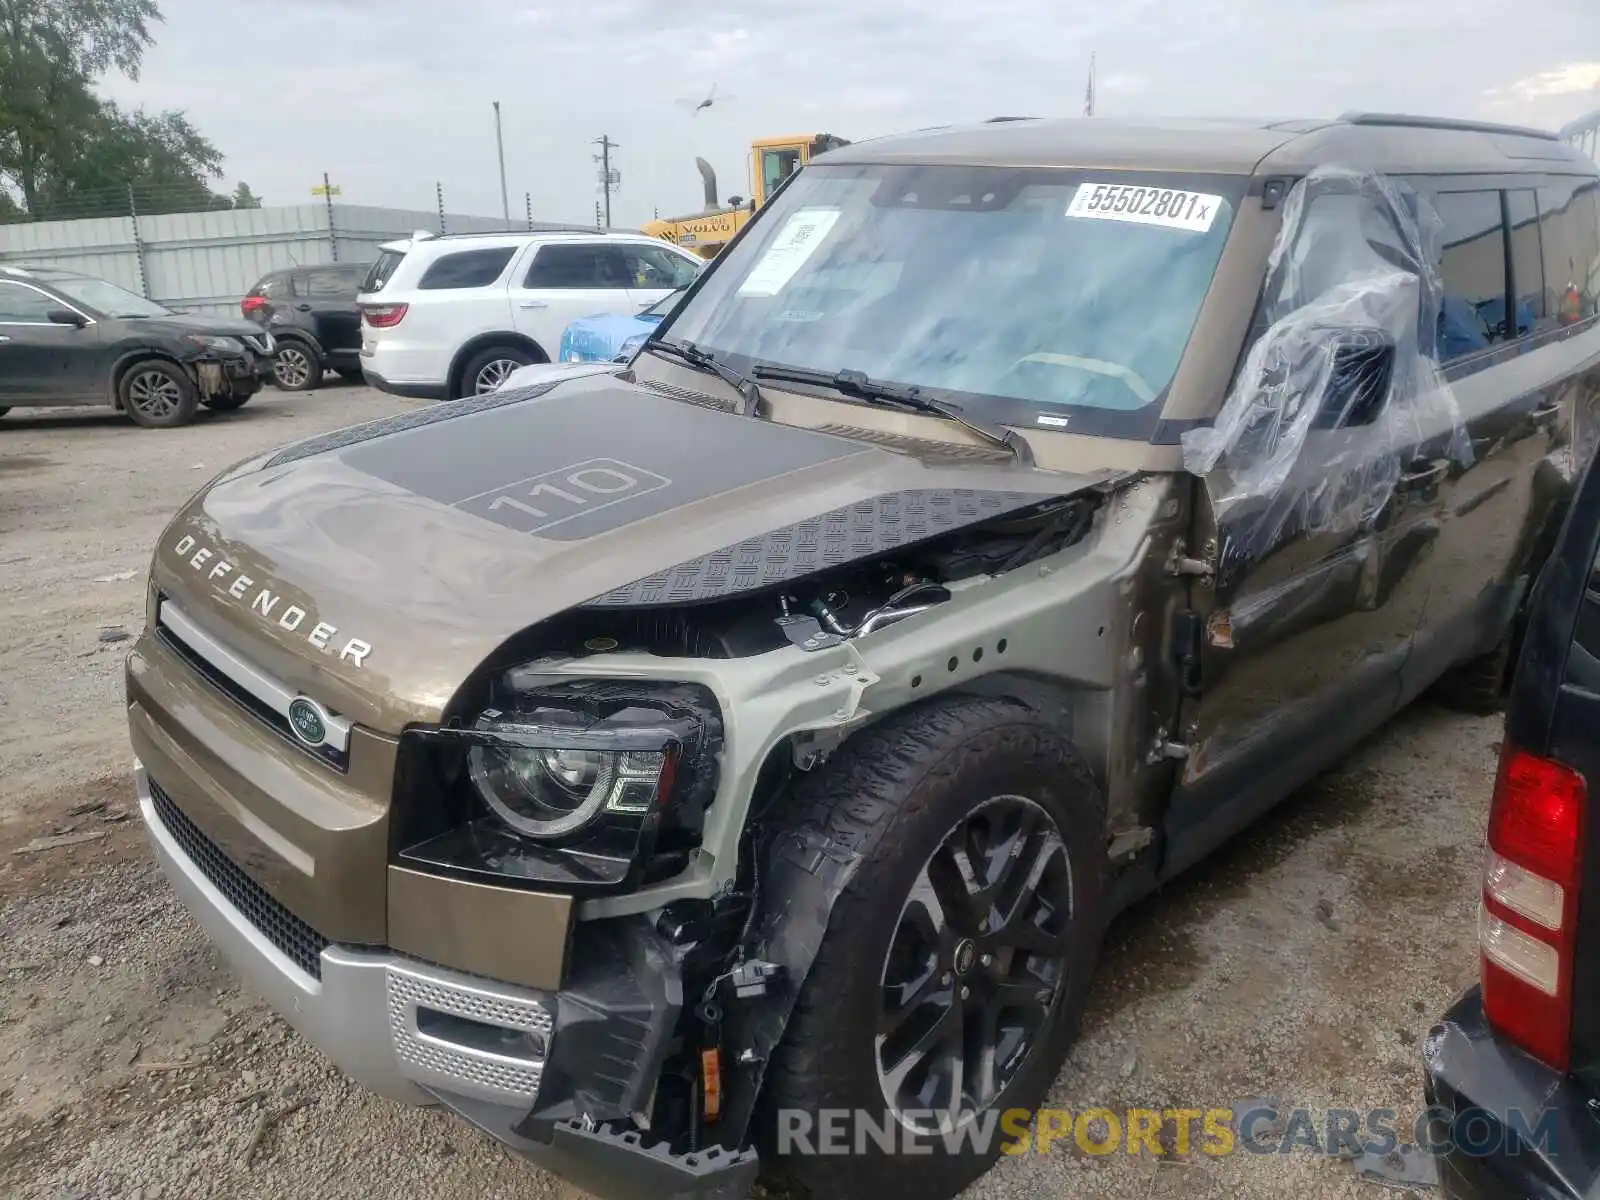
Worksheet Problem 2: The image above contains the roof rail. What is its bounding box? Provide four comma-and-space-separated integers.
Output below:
1337, 111, 1561, 142
984, 116, 1038, 123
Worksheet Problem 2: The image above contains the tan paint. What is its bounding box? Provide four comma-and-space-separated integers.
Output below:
387, 867, 573, 991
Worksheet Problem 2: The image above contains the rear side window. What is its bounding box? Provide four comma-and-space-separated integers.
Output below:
1538, 179, 1600, 328
416, 247, 516, 291
1434, 190, 1510, 362
524, 244, 627, 288
302, 267, 360, 297
362, 249, 407, 294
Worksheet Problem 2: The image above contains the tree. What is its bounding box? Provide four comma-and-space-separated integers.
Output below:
0, 0, 230, 221
230, 182, 262, 209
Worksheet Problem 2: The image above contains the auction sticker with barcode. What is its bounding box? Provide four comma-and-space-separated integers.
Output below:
1066, 184, 1223, 233
737, 208, 841, 296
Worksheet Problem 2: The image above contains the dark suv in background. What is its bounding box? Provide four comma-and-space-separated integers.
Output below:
242, 263, 371, 392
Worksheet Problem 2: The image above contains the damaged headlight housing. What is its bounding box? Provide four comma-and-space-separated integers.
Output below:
395, 679, 722, 895
184, 334, 245, 354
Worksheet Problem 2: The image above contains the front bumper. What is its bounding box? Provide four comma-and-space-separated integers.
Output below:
138, 764, 758, 1200
1422, 987, 1600, 1199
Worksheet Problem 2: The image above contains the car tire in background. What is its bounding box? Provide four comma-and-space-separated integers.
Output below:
458, 345, 534, 397
119, 360, 199, 429
271, 340, 321, 392
1430, 631, 1512, 714
759, 695, 1106, 1200
335, 367, 365, 382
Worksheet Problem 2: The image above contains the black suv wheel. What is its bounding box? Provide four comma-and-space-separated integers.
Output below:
120, 360, 198, 428
761, 695, 1106, 1198
272, 340, 320, 391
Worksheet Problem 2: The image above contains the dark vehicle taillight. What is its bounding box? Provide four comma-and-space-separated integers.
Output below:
1481, 743, 1587, 1070
362, 303, 408, 329
241, 294, 269, 318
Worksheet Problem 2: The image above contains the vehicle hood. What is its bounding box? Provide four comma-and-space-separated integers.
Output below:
150, 373, 1103, 731
135, 311, 265, 341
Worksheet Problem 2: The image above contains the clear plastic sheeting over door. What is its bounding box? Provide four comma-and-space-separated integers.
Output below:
1182, 167, 1473, 563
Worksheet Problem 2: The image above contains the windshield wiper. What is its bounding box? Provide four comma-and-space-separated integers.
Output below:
645, 338, 762, 416
750, 365, 1032, 464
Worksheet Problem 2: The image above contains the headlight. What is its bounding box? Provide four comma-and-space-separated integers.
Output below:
394, 679, 722, 895
615, 334, 647, 362
185, 334, 244, 353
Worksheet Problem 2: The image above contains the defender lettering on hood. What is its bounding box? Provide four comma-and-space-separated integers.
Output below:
171, 534, 374, 667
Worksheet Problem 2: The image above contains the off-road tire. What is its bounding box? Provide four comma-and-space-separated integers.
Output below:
1431, 632, 1512, 715
272, 340, 321, 391
119, 360, 198, 429
759, 695, 1107, 1200
457, 345, 534, 398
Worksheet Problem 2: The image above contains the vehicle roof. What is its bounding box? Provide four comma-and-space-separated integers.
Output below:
376, 229, 679, 254
819, 114, 1596, 177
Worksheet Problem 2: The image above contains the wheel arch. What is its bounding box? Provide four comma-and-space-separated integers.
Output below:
446, 332, 549, 398
108, 349, 191, 409
273, 329, 324, 361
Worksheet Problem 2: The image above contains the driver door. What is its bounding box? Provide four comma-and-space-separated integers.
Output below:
1161, 179, 1446, 871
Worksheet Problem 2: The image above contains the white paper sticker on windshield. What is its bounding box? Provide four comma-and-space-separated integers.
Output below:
1066, 184, 1223, 233
736, 208, 841, 297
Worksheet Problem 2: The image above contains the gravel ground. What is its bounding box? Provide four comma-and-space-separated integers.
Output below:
0, 384, 1493, 1199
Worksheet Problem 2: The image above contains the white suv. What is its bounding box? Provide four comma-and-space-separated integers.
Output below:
356, 231, 702, 399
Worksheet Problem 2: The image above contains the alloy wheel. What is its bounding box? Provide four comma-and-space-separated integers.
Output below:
876, 794, 1074, 1134
472, 358, 521, 394
274, 346, 313, 388
126, 370, 183, 420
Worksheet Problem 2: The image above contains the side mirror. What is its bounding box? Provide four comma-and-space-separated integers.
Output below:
1311, 329, 1395, 430
47, 308, 88, 329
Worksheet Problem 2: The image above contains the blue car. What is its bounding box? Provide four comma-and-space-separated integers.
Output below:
558, 288, 686, 364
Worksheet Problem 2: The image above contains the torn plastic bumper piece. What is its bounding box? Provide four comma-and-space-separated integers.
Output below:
437, 1092, 760, 1200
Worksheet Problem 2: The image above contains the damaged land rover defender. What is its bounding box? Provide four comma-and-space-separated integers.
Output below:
126, 114, 1600, 1199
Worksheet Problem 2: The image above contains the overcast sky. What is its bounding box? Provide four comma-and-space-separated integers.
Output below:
98, 0, 1599, 228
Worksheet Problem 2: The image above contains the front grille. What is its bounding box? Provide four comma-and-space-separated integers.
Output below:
154, 620, 347, 773
149, 779, 329, 980
387, 963, 550, 1104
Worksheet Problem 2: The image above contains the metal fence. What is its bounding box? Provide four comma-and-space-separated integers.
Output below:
0, 180, 601, 317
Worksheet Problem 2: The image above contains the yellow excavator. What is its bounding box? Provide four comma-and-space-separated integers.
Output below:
642, 133, 850, 259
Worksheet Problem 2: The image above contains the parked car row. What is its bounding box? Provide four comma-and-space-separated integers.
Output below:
0, 232, 702, 428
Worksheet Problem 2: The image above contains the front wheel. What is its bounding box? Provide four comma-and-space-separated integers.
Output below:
760, 696, 1106, 1199
120, 361, 198, 428
458, 345, 534, 397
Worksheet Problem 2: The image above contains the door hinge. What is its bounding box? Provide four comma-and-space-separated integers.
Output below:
1173, 609, 1203, 697
1147, 726, 1191, 764
1166, 537, 1215, 584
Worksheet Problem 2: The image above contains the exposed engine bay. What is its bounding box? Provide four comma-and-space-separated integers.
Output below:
496, 491, 1102, 669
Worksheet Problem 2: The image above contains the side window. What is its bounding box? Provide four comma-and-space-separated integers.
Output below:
621, 246, 700, 289
761, 148, 802, 200
524, 245, 627, 288
416, 247, 517, 291
0, 281, 61, 323
263, 275, 293, 301
1539, 179, 1600, 328
362, 250, 406, 294
1507, 190, 1547, 334
303, 268, 356, 297
1434, 190, 1510, 362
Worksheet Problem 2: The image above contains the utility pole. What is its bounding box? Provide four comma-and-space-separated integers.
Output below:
493, 101, 511, 228
592, 134, 619, 229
